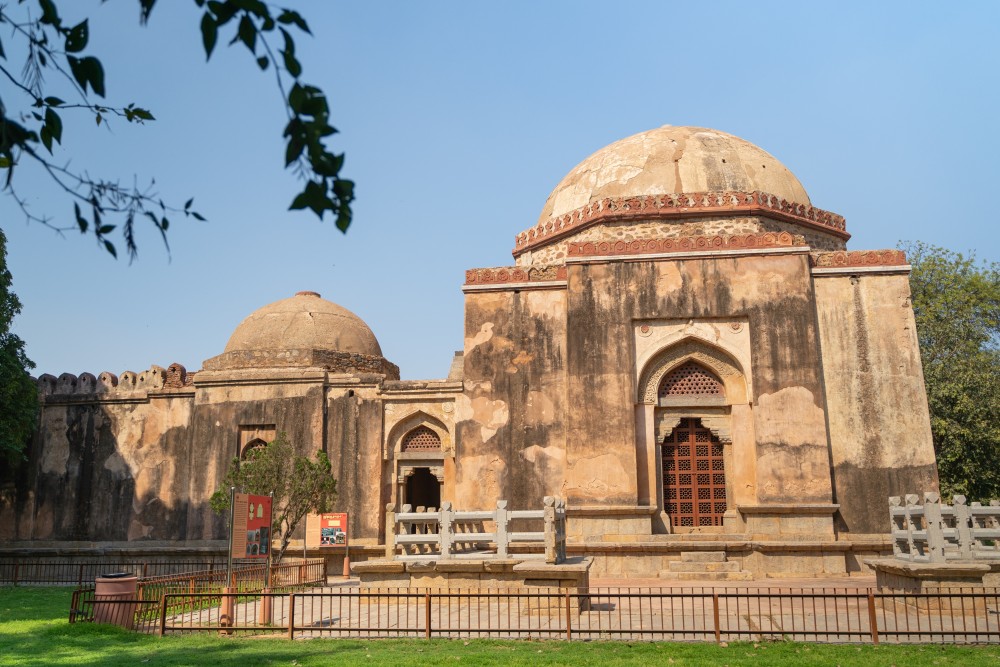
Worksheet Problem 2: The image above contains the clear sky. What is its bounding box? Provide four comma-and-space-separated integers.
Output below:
2, 1, 998, 381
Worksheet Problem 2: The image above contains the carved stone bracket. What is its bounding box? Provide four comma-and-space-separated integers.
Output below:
654, 411, 732, 443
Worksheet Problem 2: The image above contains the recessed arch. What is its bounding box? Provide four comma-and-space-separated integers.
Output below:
241, 437, 268, 459
385, 410, 451, 456
638, 337, 748, 405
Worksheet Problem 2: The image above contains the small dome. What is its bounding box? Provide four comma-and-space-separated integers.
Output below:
224, 292, 382, 358
538, 126, 810, 226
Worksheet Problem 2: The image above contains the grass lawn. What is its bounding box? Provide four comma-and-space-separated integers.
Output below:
2, 587, 1000, 666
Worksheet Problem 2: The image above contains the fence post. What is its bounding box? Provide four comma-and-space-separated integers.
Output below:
287, 593, 295, 640
142, 562, 149, 579
867, 592, 879, 645
385, 504, 395, 558
565, 591, 572, 641
544, 497, 556, 564
158, 595, 168, 637
424, 592, 432, 640
712, 593, 721, 643
924, 492, 945, 562
78, 563, 84, 587
495, 501, 509, 559
12, 559, 18, 586
953, 495, 973, 559
440, 502, 454, 559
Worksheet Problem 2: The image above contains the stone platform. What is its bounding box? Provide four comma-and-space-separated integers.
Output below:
352, 557, 592, 591
867, 558, 1000, 591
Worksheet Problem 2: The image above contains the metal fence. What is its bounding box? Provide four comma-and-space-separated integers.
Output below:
0, 558, 226, 586
70, 585, 1000, 644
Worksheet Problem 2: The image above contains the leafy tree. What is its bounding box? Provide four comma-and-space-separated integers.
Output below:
0, 0, 354, 260
0, 228, 37, 463
904, 241, 1000, 500
210, 432, 337, 562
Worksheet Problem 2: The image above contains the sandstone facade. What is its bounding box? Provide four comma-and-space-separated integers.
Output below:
0, 126, 939, 578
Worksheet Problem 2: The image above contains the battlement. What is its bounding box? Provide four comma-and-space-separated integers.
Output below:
34, 362, 196, 397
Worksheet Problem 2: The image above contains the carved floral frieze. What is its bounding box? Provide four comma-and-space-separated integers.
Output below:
567, 230, 805, 258
465, 265, 568, 285
514, 191, 848, 255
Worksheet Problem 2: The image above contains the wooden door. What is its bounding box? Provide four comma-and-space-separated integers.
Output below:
662, 418, 727, 528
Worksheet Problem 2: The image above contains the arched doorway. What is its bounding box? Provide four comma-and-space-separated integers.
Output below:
662, 418, 727, 528
635, 333, 754, 534
405, 467, 441, 510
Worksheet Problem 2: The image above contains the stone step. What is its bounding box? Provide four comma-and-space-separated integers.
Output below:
658, 570, 755, 582
667, 560, 741, 573
680, 551, 727, 563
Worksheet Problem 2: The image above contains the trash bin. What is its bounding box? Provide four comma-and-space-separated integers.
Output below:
93, 572, 138, 628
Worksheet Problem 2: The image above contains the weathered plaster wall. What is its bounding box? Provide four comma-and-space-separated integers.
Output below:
814, 272, 939, 533
1, 374, 358, 544
324, 384, 385, 544
565, 252, 834, 508
457, 289, 568, 510
0, 392, 209, 542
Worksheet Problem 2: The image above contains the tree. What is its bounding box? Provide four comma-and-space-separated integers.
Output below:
0, 0, 354, 260
904, 241, 1000, 500
210, 432, 337, 562
0, 227, 37, 463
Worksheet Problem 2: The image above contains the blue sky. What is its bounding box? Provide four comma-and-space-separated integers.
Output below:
3, 1, 998, 380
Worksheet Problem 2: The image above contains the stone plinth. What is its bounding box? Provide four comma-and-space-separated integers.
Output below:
866, 558, 1000, 613
352, 557, 591, 592
867, 558, 1000, 590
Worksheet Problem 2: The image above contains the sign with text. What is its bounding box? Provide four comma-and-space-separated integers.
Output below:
230, 493, 273, 559
306, 512, 348, 548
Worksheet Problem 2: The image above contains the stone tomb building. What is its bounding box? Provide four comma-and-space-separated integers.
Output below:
1, 127, 939, 578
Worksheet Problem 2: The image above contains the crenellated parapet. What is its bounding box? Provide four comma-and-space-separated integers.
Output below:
35, 363, 196, 397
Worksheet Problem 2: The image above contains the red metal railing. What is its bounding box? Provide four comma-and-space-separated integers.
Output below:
73, 585, 1000, 644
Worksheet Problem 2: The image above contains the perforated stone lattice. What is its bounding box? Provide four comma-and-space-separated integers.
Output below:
658, 362, 723, 398
663, 418, 727, 527
401, 426, 442, 452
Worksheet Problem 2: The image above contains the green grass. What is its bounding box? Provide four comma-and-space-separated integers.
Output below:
2, 587, 1000, 666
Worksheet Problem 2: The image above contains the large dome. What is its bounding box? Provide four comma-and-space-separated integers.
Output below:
538, 126, 810, 225
514, 125, 847, 258
224, 291, 382, 357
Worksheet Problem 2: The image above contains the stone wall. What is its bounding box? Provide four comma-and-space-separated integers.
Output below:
457, 288, 568, 511
814, 271, 939, 533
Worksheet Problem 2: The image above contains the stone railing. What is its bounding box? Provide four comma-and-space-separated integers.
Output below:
384, 497, 567, 564
890, 492, 1000, 562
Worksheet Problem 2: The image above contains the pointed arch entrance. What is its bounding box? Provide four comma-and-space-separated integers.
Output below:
635, 335, 755, 534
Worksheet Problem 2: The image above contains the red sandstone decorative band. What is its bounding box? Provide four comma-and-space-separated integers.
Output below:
464, 265, 568, 285
513, 191, 848, 256
810, 249, 907, 268
566, 231, 805, 258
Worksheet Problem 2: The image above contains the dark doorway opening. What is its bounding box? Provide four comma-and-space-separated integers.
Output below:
405, 468, 441, 510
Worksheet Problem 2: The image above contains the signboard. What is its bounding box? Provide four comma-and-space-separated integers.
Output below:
230, 493, 272, 559
306, 512, 348, 548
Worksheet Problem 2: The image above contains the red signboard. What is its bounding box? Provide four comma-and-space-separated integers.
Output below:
319, 512, 348, 547
231, 493, 272, 559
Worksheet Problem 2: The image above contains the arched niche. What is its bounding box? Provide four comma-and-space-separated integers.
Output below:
241, 437, 268, 459
637, 337, 749, 406
385, 410, 452, 459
